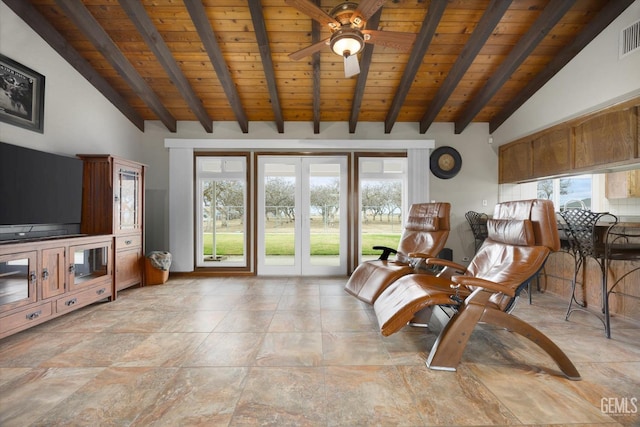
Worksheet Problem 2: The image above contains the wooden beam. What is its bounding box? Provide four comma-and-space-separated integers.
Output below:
349, 9, 382, 134
248, 0, 284, 134
183, 0, 249, 133
118, 0, 212, 133
54, 0, 177, 132
454, 0, 576, 134
489, 0, 637, 134
312, 0, 321, 134
419, 0, 512, 134
384, 0, 447, 134
454, 0, 577, 134
2, 0, 145, 131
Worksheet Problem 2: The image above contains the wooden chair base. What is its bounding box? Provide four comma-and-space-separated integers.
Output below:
426, 295, 581, 381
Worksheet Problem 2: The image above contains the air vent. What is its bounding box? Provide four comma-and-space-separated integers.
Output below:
620, 20, 640, 58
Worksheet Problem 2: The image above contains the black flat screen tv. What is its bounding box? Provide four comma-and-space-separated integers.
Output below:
0, 142, 83, 226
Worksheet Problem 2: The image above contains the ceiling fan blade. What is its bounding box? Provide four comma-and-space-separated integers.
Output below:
288, 37, 330, 60
285, 0, 339, 28
344, 54, 360, 78
362, 30, 416, 52
351, 0, 386, 25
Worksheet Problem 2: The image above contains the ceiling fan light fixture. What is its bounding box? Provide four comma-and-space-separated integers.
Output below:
330, 28, 364, 57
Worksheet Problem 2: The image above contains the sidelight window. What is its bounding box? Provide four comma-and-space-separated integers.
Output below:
195, 156, 248, 268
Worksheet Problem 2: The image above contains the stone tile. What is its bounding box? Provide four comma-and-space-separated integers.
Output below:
320, 294, 368, 310
230, 367, 326, 426
213, 310, 275, 333
268, 310, 322, 332
466, 363, 617, 425
256, 332, 323, 367
398, 364, 521, 425
32, 367, 178, 426
114, 332, 209, 367
320, 308, 378, 332
132, 367, 248, 426
324, 365, 425, 426
277, 294, 321, 311
322, 331, 392, 366
104, 309, 178, 333
183, 332, 264, 367
0, 332, 91, 368
159, 310, 227, 333
0, 367, 103, 426
39, 333, 149, 367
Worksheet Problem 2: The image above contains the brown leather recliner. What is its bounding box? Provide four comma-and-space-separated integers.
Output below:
344, 202, 450, 305
373, 199, 581, 380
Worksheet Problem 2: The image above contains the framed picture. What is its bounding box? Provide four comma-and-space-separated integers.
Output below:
0, 54, 45, 133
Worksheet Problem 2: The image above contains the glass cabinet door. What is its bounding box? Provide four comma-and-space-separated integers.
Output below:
115, 164, 141, 232
0, 251, 37, 312
70, 243, 110, 290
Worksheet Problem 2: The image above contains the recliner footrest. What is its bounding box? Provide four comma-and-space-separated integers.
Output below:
373, 275, 460, 336
344, 261, 414, 304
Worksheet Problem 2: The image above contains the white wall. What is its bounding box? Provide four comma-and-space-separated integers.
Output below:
424, 123, 498, 260
0, 4, 143, 160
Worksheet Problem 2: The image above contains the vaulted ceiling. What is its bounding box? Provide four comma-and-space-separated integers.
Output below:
4, 0, 635, 135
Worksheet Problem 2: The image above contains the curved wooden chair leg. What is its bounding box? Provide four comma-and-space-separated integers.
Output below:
480, 308, 581, 380
426, 302, 485, 371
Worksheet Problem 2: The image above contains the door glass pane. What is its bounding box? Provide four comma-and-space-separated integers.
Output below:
309, 163, 341, 266
358, 158, 407, 261
196, 156, 247, 267
263, 162, 296, 266
118, 169, 139, 230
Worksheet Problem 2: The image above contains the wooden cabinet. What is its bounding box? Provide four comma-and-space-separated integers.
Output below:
41, 246, 66, 300
499, 100, 639, 183
532, 128, 572, 178
0, 235, 113, 338
574, 108, 638, 169
78, 155, 145, 296
499, 139, 532, 183
606, 170, 640, 198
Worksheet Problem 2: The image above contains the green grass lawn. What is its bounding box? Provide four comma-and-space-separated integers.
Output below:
203, 233, 400, 256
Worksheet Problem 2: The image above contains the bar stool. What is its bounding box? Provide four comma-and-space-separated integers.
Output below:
465, 211, 488, 254
559, 209, 639, 338
602, 224, 640, 338
556, 212, 582, 304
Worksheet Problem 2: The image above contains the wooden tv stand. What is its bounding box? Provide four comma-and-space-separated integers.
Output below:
0, 234, 113, 339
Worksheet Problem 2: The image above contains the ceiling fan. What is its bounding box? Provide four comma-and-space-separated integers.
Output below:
285, 0, 417, 77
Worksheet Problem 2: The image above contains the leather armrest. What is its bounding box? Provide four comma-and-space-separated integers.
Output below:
373, 246, 397, 261
451, 276, 516, 297
420, 257, 467, 273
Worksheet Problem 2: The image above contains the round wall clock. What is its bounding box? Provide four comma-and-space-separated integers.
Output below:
430, 146, 462, 179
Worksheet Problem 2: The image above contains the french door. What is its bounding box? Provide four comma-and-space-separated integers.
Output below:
257, 156, 347, 275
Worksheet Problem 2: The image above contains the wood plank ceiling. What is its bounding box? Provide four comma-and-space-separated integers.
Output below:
4, 0, 635, 134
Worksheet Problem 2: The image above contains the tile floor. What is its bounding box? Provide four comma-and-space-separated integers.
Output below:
0, 276, 639, 426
